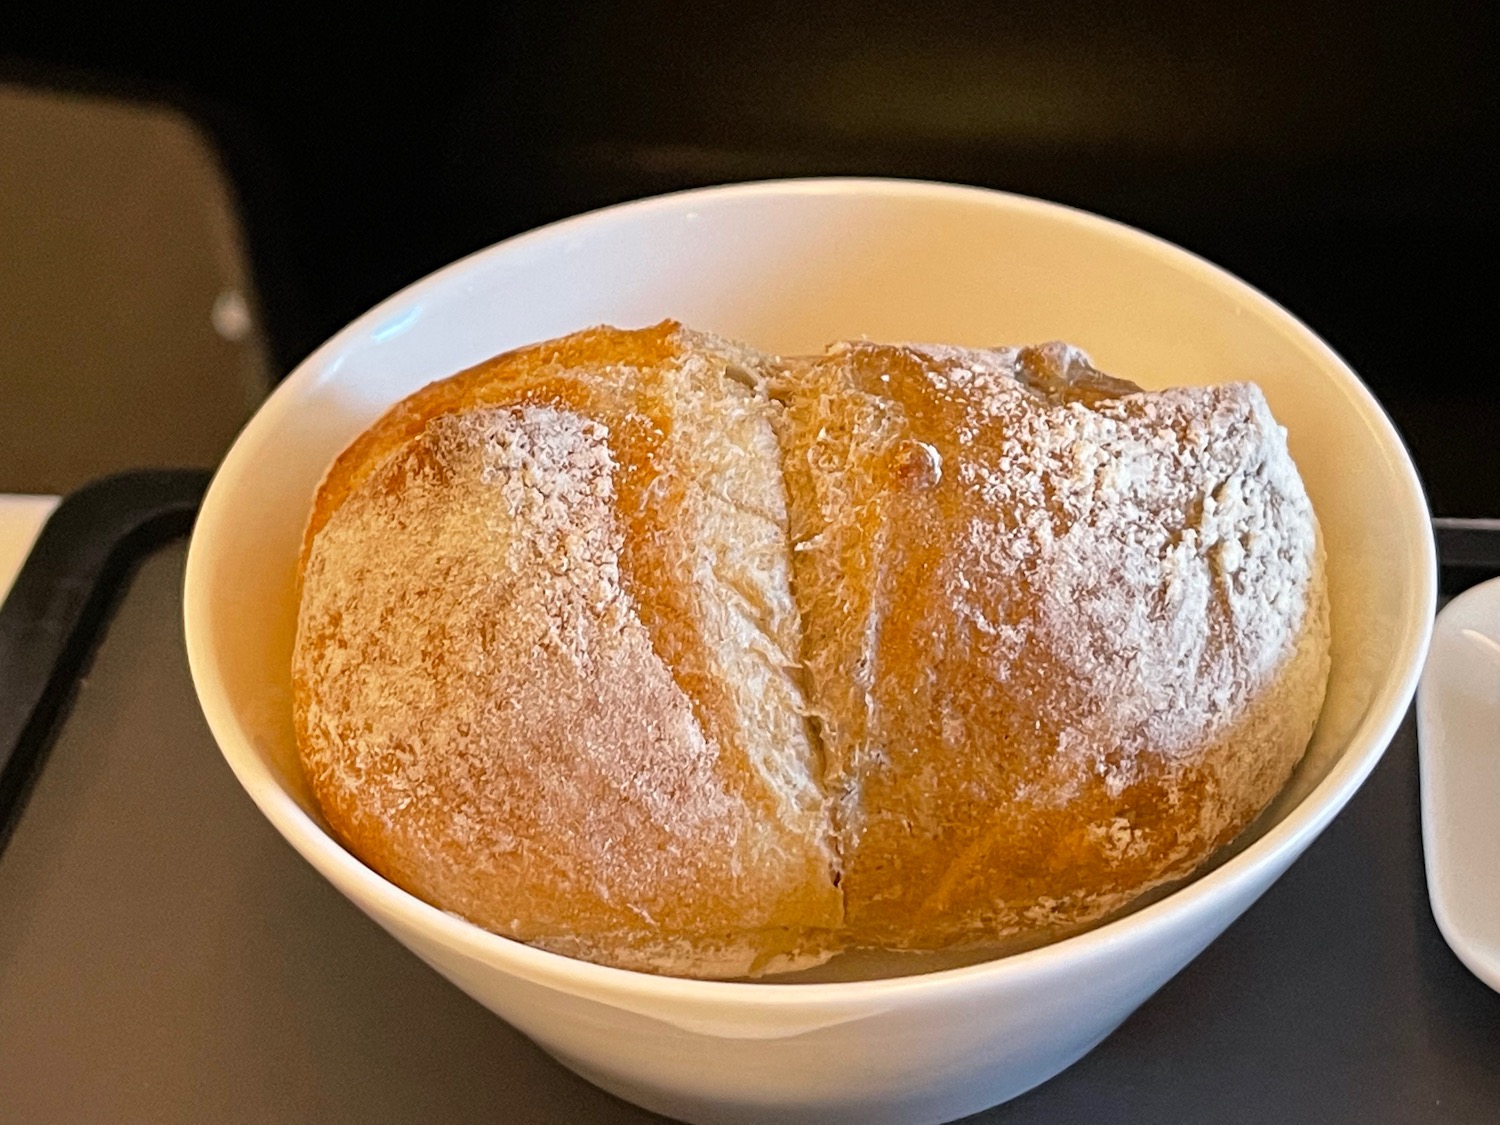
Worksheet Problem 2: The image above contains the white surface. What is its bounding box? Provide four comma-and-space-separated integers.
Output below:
0, 495, 59, 605
1418, 578, 1500, 994
183, 179, 1436, 1125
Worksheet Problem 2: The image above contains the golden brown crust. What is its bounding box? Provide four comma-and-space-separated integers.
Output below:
773, 340, 1329, 951
301, 322, 691, 573
294, 322, 842, 977
293, 323, 1330, 975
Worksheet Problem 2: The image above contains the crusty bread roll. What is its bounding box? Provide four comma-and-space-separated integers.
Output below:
772, 340, 1330, 951
293, 321, 1329, 976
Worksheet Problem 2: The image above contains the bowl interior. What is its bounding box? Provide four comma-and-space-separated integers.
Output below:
185, 180, 1432, 981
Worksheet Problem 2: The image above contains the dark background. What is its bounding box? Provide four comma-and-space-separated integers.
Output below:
3, 1, 1496, 513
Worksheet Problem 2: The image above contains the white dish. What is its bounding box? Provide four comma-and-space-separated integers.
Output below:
1418, 576, 1500, 993
183, 179, 1436, 1125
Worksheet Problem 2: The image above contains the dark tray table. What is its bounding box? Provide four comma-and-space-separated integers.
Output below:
1, 472, 1497, 1124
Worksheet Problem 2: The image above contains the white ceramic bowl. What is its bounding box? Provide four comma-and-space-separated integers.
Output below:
183, 179, 1435, 1125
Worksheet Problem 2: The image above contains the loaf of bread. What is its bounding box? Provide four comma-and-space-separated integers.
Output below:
292, 321, 1329, 976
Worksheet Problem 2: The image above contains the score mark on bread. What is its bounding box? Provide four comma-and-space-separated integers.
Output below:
292, 321, 1329, 978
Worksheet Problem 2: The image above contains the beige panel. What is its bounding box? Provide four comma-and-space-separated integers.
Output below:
0, 83, 270, 493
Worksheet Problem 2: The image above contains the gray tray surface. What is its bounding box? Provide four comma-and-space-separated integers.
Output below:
0, 542, 1496, 1124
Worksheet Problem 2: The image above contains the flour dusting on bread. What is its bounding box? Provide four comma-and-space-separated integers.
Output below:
293, 321, 1330, 976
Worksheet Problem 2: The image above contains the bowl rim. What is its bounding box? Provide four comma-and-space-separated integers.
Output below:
184, 175, 1437, 1009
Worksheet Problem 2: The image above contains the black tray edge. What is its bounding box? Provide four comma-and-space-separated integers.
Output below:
0, 469, 210, 853
1435, 517, 1500, 595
